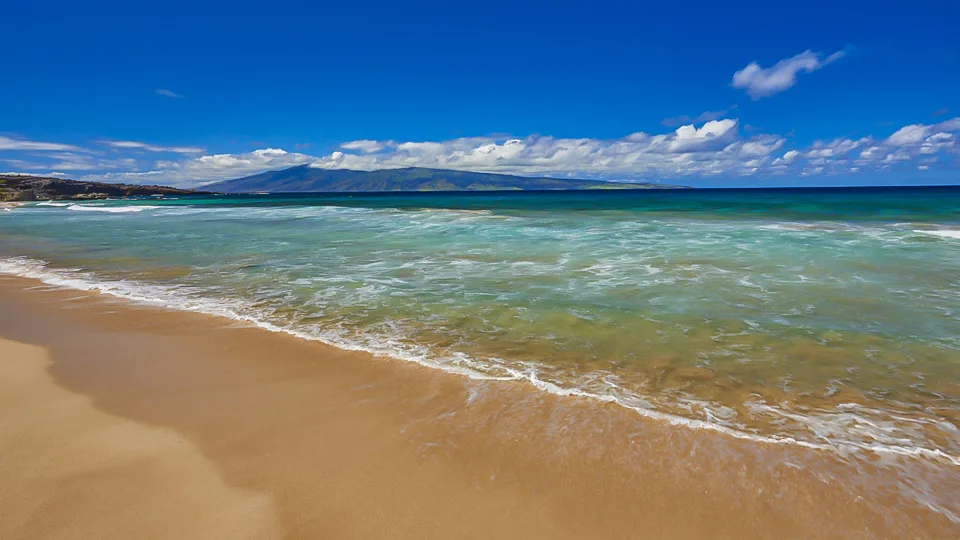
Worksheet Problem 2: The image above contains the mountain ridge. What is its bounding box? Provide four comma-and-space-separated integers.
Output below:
205, 166, 690, 193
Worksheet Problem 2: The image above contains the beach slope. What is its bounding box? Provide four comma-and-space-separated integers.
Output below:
0, 276, 955, 539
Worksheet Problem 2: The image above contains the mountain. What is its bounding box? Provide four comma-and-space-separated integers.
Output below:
0, 174, 208, 202
205, 166, 688, 193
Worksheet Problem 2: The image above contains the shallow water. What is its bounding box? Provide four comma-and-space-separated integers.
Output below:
2, 188, 959, 471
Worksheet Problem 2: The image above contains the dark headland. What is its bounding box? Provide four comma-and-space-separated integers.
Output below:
0, 174, 208, 201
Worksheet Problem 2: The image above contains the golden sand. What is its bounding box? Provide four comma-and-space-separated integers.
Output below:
0, 337, 281, 540
0, 275, 956, 539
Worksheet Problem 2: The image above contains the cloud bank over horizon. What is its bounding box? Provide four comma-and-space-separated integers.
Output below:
2, 115, 958, 188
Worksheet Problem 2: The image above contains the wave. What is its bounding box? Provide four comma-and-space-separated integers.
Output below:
30, 201, 155, 212
1, 254, 958, 471
914, 229, 960, 240
67, 205, 153, 213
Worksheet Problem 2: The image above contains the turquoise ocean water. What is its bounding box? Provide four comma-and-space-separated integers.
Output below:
2, 188, 959, 473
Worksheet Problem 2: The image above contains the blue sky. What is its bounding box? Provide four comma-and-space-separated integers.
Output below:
2, 0, 959, 187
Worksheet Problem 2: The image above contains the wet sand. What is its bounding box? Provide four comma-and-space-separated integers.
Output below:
0, 275, 956, 539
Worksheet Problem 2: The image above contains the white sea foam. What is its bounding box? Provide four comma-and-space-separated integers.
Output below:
67, 205, 152, 213
1, 254, 959, 474
914, 229, 960, 239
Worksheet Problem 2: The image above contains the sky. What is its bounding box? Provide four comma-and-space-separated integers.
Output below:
2, 0, 959, 188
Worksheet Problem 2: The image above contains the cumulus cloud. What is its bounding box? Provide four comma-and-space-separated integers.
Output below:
0, 135, 85, 152
290, 120, 772, 183
781, 150, 800, 163
861, 124, 951, 166
6, 117, 960, 187
98, 140, 205, 154
666, 119, 740, 153
44, 121, 781, 186
732, 49, 845, 99
155, 89, 185, 98
94, 148, 316, 185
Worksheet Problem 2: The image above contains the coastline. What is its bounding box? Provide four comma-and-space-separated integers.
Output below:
1, 274, 957, 538
2, 252, 957, 466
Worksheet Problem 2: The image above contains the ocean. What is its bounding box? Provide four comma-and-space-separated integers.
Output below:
2, 187, 959, 483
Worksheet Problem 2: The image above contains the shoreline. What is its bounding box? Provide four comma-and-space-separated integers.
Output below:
3, 255, 956, 465
1, 274, 958, 538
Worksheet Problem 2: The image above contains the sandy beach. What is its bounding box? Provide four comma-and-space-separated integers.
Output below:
5, 0, 959, 536
1, 274, 956, 539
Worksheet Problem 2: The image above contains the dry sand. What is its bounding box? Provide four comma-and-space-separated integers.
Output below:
0, 338, 280, 540
0, 275, 956, 539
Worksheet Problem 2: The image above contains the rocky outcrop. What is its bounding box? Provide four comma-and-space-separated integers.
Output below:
0, 175, 211, 201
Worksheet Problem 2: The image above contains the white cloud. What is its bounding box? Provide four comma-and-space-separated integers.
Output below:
71, 121, 784, 186
804, 137, 869, 158
92, 148, 316, 185
98, 140, 205, 154
4, 153, 138, 171
937, 118, 960, 131
886, 125, 930, 145
8, 117, 960, 187
0, 158, 48, 169
739, 137, 785, 157
883, 119, 959, 161
155, 88, 185, 99
853, 117, 959, 170
0, 135, 85, 152
340, 140, 386, 153
299, 121, 773, 180
732, 49, 845, 99
2, 153, 137, 171
859, 146, 882, 160
667, 119, 740, 153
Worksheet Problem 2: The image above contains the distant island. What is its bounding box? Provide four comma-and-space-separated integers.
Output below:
0, 175, 207, 201
205, 166, 689, 193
